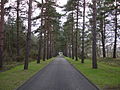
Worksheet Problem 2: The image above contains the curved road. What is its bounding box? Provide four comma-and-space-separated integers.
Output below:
17, 56, 99, 90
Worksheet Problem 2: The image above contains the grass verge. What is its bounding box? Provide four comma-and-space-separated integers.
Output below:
0, 58, 54, 90
65, 57, 120, 90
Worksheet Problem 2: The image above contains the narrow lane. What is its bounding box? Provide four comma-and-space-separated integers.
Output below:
17, 56, 99, 90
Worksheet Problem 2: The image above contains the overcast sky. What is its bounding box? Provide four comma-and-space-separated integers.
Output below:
57, 0, 68, 6
56, 0, 67, 13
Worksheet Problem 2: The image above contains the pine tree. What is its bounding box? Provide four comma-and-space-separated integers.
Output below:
75, 0, 79, 61
24, 0, 32, 70
37, 0, 44, 64
92, 0, 97, 69
97, 0, 106, 58
64, 0, 76, 59
16, 0, 20, 61
81, 0, 86, 63
113, 0, 118, 58
0, 0, 4, 68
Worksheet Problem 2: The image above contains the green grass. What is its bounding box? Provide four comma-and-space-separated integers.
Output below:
65, 57, 120, 90
0, 58, 54, 90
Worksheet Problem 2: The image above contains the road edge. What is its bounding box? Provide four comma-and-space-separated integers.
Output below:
16, 58, 55, 90
65, 58, 100, 90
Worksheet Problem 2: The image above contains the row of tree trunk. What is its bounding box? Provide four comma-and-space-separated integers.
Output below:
64, 0, 98, 68
64, 0, 119, 69
0, 0, 58, 69
24, 0, 56, 69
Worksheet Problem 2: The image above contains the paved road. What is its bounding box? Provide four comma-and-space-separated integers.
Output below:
17, 56, 99, 90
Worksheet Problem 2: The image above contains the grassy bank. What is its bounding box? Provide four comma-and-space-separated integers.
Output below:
65, 57, 120, 90
0, 58, 54, 90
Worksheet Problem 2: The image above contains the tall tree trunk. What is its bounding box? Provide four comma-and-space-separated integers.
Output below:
75, 0, 79, 61
68, 43, 71, 57
0, 0, 4, 68
24, 0, 32, 70
113, 1, 117, 58
16, 0, 20, 61
69, 44, 71, 58
64, 43, 67, 56
43, 23, 46, 61
81, 0, 85, 63
51, 37, 54, 57
92, 0, 97, 69
49, 30, 52, 58
46, 3, 51, 60
43, 0, 49, 61
46, 30, 49, 59
71, 11, 74, 59
37, 0, 43, 63
37, 29, 42, 63
46, 18, 50, 59
100, 16, 106, 58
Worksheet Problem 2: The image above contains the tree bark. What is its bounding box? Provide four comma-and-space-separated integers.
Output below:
24, 0, 32, 70
37, 0, 44, 63
49, 29, 52, 58
43, 8, 48, 61
43, 23, 46, 61
16, 0, 20, 61
81, 0, 85, 63
113, 1, 117, 58
71, 10, 74, 59
0, 0, 4, 68
46, 30, 50, 59
100, 16, 106, 58
92, 0, 97, 69
75, 0, 79, 61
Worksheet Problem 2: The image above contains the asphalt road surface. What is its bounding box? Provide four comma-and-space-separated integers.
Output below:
17, 56, 99, 90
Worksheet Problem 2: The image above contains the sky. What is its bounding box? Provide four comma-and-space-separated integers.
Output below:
57, 0, 68, 6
